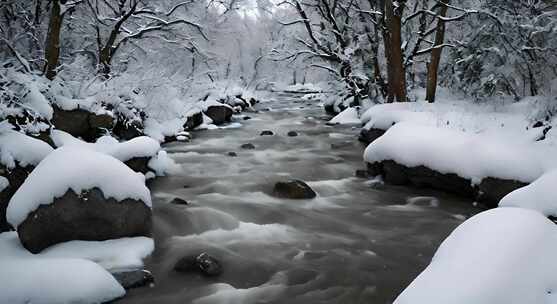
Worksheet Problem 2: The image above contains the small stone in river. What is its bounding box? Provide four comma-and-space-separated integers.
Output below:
112, 270, 154, 289
227, 151, 238, 157
170, 197, 188, 205
355, 169, 369, 178
243, 116, 252, 120
260, 130, 274, 136
174, 252, 223, 277
287, 131, 298, 137
273, 179, 316, 199
241, 143, 255, 149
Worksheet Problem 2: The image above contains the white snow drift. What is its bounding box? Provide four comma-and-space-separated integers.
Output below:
394, 207, 557, 304
7, 146, 151, 228
0, 232, 125, 304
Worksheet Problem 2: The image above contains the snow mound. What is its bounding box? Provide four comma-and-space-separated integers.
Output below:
394, 207, 557, 304
0, 232, 125, 304
0, 129, 54, 169
148, 150, 181, 176
7, 146, 151, 227
364, 122, 550, 184
328, 107, 361, 125
143, 117, 185, 142
360, 97, 542, 143
500, 170, 557, 216
51, 130, 160, 162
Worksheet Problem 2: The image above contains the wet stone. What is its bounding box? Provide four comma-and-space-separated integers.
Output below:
174, 252, 223, 277
112, 270, 154, 289
227, 151, 238, 157
260, 130, 274, 136
287, 131, 298, 137
241, 143, 256, 150
272, 179, 317, 199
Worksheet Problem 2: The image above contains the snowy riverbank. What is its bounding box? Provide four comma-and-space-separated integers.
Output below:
341, 89, 557, 303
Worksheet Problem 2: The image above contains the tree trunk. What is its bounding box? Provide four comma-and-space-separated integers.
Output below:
384, 0, 407, 102
425, 0, 449, 103
44, 0, 62, 80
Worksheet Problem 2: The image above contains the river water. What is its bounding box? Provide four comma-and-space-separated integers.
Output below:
119, 92, 481, 304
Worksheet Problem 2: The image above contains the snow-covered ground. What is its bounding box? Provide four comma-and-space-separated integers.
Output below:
360, 90, 557, 303
0, 231, 153, 303
394, 207, 557, 304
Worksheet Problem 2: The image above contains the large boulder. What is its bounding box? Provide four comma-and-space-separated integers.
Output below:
184, 110, 203, 130
7, 147, 152, 253
17, 188, 151, 253
272, 180, 317, 199
52, 106, 114, 141
204, 105, 233, 125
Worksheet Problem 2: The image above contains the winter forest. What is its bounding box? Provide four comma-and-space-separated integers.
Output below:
1, 0, 556, 303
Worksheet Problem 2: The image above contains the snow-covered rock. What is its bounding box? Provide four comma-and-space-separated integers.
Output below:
203, 103, 233, 125
51, 130, 162, 173
0, 129, 54, 232
394, 207, 557, 304
0, 232, 125, 303
7, 146, 152, 252
500, 170, 557, 216
0, 129, 54, 170
364, 121, 550, 185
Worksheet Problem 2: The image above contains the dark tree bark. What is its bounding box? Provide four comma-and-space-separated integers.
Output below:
384, 0, 407, 102
425, 0, 450, 103
44, 0, 63, 80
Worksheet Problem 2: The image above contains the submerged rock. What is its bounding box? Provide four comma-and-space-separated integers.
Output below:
273, 179, 317, 199
287, 131, 298, 137
174, 252, 223, 277
112, 270, 154, 289
227, 151, 238, 157
241, 143, 256, 150
17, 188, 152, 253
169, 197, 189, 205
260, 130, 274, 136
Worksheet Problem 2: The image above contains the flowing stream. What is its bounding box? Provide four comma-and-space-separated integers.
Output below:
118, 92, 481, 304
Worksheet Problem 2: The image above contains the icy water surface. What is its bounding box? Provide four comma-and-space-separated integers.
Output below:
119, 93, 482, 304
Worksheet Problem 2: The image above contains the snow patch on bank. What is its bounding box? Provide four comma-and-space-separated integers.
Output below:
7, 146, 151, 227
394, 208, 557, 304
0, 232, 125, 304
41, 236, 154, 271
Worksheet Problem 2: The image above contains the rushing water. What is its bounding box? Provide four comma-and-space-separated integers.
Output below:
118, 93, 482, 304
